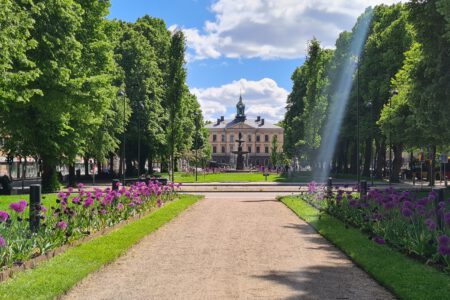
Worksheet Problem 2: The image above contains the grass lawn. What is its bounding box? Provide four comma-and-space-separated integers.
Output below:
0, 194, 58, 214
0, 194, 202, 300
168, 171, 312, 183
280, 196, 450, 300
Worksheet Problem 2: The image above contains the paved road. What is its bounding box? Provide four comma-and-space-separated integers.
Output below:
64, 192, 393, 300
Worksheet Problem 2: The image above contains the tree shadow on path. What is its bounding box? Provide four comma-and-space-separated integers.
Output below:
253, 265, 393, 300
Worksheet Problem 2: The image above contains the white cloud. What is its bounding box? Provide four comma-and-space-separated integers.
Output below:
182, 0, 403, 60
191, 78, 288, 123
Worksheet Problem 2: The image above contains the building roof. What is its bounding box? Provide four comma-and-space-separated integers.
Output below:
206, 117, 282, 130
205, 95, 283, 130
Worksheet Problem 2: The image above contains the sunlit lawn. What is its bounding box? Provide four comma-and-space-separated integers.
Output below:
168, 172, 312, 183
0, 194, 58, 213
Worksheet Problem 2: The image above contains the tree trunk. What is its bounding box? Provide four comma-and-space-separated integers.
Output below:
429, 145, 436, 186
343, 139, 349, 174
139, 155, 146, 176
362, 138, 372, 177
375, 139, 386, 179
84, 157, 89, 176
391, 143, 403, 183
109, 153, 114, 176
349, 142, 357, 175
68, 164, 76, 187
17, 157, 21, 179
118, 154, 123, 176
126, 155, 133, 177
148, 153, 154, 174
42, 158, 58, 192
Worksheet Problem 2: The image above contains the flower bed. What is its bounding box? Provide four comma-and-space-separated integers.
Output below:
301, 184, 450, 270
0, 182, 180, 269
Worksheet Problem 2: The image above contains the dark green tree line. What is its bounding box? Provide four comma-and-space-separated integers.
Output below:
0, 0, 207, 191
283, 1, 449, 183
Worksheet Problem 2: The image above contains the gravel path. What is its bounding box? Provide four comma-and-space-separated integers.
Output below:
63, 192, 394, 300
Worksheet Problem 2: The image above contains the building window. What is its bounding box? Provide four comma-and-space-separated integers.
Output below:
248, 146, 252, 153
221, 146, 225, 153
213, 146, 217, 153
230, 134, 234, 142
221, 134, 225, 142
265, 135, 269, 142
248, 135, 252, 142
265, 146, 269, 153
256, 146, 260, 153
230, 144, 234, 152
213, 134, 217, 142
256, 135, 260, 142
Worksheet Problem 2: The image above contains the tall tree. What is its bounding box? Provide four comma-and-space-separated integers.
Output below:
116, 23, 163, 176
166, 30, 187, 182
406, 0, 450, 185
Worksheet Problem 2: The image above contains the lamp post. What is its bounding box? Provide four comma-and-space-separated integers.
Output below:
367, 100, 374, 186
136, 101, 144, 178
194, 112, 199, 182
389, 90, 397, 185
356, 56, 360, 184
118, 90, 126, 184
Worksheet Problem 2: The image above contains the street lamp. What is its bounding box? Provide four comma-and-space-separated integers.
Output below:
136, 101, 145, 178
389, 89, 397, 185
367, 100, 374, 186
356, 56, 361, 184
118, 90, 126, 184
194, 112, 200, 182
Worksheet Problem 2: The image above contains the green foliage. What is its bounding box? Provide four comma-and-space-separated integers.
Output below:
0, 0, 40, 110
0, 4, 208, 186
270, 135, 279, 167
166, 30, 187, 180
283, 39, 333, 161
283, 2, 449, 179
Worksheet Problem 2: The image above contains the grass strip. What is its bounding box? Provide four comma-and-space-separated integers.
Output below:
281, 196, 450, 300
0, 194, 202, 300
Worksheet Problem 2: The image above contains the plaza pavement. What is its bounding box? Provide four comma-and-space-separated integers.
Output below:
63, 192, 393, 300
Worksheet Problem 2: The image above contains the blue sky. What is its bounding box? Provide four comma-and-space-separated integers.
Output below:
109, 0, 401, 122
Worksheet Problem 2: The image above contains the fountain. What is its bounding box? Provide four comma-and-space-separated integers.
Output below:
232, 132, 249, 170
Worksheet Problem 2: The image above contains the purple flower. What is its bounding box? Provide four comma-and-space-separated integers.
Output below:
83, 197, 94, 208
0, 235, 6, 248
9, 200, 27, 213
444, 212, 450, 226
438, 235, 450, 246
117, 203, 124, 211
99, 209, 107, 215
438, 245, 450, 256
72, 197, 80, 204
39, 205, 47, 214
372, 236, 385, 245
56, 220, 67, 230
77, 183, 84, 189
0, 211, 9, 222
401, 207, 413, 217
307, 181, 317, 194
424, 218, 437, 231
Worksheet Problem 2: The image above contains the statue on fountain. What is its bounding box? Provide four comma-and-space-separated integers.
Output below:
232, 132, 248, 170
